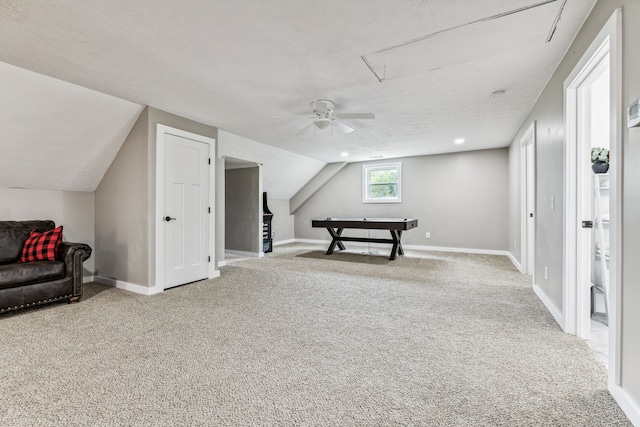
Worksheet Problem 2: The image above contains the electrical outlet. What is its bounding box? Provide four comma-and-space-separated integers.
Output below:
425, 232, 431, 239
544, 266, 549, 280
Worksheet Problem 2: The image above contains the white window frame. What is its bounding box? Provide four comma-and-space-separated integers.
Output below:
362, 162, 402, 203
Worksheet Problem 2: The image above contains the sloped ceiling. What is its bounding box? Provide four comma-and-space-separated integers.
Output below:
0, 61, 143, 191
0, 0, 596, 191
219, 130, 326, 200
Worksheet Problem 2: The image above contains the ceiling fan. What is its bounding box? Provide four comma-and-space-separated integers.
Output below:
296, 99, 375, 135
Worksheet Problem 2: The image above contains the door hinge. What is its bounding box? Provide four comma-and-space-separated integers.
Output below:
208, 207, 211, 213
208, 256, 211, 262
208, 158, 211, 165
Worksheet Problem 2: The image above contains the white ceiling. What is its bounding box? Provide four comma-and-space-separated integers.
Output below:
0, 0, 596, 190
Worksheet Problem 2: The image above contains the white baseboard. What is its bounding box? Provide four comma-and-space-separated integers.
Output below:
274, 238, 295, 246
217, 260, 227, 267
533, 282, 564, 330
225, 250, 260, 258
293, 239, 512, 258
83, 275, 95, 284
294, 238, 330, 245
506, 252, 523, 273
94, 276, 163, 296
610, 383, 640, 426
402, 243, 510, 257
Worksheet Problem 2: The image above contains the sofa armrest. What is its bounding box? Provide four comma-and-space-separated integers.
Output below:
57, 242, 92, 297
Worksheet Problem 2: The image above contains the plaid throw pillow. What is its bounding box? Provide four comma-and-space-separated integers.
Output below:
20, 226, 63, 262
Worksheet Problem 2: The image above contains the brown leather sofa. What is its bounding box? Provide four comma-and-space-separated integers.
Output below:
0, 220, 92, 313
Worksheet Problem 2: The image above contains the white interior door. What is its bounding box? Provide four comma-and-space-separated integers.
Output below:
520, 122, 536, 276
526, 140, 535, 275
163, 133, 209, 289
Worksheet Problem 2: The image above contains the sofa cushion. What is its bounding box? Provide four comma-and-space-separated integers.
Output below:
20, 226, 63, 263
0, 221, 56, 264
0, 261, 66, 289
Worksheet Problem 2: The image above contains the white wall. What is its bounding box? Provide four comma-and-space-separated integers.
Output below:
0, 188, 95, 275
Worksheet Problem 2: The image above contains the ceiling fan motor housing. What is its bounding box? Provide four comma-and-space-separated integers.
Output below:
296, 99, 373, 135
312, 99, 335, 118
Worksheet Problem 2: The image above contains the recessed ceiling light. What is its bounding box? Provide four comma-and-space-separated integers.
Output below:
341, 152, 349, 157
454, 138, 465, 144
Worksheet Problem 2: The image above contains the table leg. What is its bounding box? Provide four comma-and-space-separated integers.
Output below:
397, 230, 404, 255
326, 228, 345, 255
389, 230, 399, 261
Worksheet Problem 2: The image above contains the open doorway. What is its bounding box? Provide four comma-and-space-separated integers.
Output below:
224, 157, 262, 264
565, 37, 610, 349
563, 9, 621, 380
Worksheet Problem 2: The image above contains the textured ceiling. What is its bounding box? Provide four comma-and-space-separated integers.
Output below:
0, 0, 596, 190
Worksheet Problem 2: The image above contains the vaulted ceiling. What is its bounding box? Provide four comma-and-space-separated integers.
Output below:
0, 0, 596, 191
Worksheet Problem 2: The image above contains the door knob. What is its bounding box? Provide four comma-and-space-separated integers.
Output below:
164, 216, 176, 222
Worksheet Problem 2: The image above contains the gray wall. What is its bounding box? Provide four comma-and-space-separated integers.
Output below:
506, 0, 640, 413
95, 107, 218, 287
295, 149, 508, 251
225, 167, 260, 253
0, 188, 95, 275
269, 199, 294, 243
95, 107, 150, 285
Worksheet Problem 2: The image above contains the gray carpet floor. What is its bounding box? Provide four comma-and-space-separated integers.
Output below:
0, 243, 631, 426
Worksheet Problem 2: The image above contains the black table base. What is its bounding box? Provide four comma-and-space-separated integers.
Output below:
312, 218, 418, 261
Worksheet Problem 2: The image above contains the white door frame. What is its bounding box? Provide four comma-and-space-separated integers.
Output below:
155, 124, 218, 290
562, 9, 621, 384
520, 121, 536, 276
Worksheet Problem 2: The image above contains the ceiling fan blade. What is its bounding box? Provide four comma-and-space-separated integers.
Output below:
296, 122, 315, 135
336, 112, 375, 120
333, 119, 354, 134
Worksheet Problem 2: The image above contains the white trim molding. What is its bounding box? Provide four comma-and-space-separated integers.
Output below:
94, 276, 163, 296
362, 161, 402, 203
520, 121, 536, 276
155, 124, 218, 291
533, 283, 564, 329
610, 383, 640, 426
506, 252, 522, 272
562, 9, 623, 387
293, 239, 515, 259
274, 239, 296, 246
225, 250, 260, 258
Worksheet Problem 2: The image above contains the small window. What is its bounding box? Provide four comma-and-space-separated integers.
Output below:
363, 162, 402, 203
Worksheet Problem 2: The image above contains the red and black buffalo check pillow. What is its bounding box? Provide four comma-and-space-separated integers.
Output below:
20, 226, 63, 262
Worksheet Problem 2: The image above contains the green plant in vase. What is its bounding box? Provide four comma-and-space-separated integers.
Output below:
591, 147, 610, 174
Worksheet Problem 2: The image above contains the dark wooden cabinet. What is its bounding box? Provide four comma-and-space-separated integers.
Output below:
263, 192, 273, 253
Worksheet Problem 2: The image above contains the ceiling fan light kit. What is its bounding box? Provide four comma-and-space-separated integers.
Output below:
314, 118, 331, 130
297, 99, 375, 136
